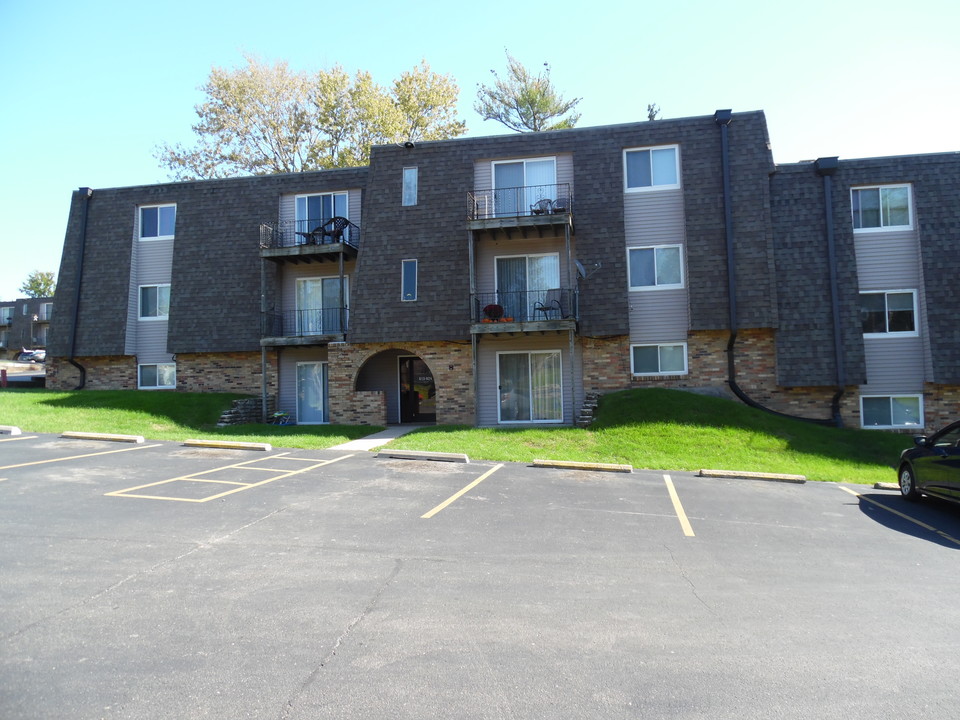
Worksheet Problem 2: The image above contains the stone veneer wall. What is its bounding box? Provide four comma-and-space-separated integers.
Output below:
46, 356, 137, 390
327, 340, 474, 425
582, 329, 856, 425
175, 352, 273, 395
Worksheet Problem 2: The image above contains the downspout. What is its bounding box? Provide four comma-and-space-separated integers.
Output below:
713, 112, 833, 424
815, 157, 846, 427
67, 187, 93, 389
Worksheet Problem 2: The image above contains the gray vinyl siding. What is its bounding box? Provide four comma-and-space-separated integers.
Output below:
853, 230, 921, 289
629, 288, 688, 343
854, 225, 925, 394
125, 209, 174, 363
277, 347, 329, 420
475, 334, 580, 426
624, 187, 689, 341
861, 337, 924, 393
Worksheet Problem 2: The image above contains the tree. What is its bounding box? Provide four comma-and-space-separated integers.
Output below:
19, 271, 56, 298
157, 56, 466, 180
474, 50, 581, 132
647, 103, 661, 121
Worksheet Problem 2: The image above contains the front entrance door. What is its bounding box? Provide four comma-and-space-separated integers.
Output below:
398, 356, 436, 423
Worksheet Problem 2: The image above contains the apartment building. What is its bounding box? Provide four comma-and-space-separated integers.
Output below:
45, 110, 960, 430
1, 297, 54, 357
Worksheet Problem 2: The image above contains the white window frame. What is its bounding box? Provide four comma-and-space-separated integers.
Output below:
496, 349, 564, 425
860, 394, 923, 429
860, 289, 919, 337
623, 145, 680, 192
138, 284, 171, 320
295, 192, 349, 223
401, 259, 418, 301
630, 343, 689, 376
138, 363, 176, 390
851, 184, 913, 233
139, 204, 176, 241
402, 167, 418, 206
40, 302, 53, 321
627, 244, 684, 291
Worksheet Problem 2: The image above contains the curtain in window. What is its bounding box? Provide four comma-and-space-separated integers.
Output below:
530, 351, 562, 421
322, 277, 345, 332
493, 163, 524, 217
297, 279, 324, 335
498, 353, 531, 421
523, 159, 556, 209
496, 257, 526, 320
297, 362, 328, 423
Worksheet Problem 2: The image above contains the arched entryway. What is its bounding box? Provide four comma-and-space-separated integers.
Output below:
356, 349, 436, 424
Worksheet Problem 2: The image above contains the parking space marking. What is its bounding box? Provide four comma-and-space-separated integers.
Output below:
106, 453, 354, 502
839, 486, 960, 547
664, 474, 695, 537
421, 464, 504, 518
0, 436, 37, 443
0, 443, 163, 471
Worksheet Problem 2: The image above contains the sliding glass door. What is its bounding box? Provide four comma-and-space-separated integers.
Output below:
495, 254, 559, 321
297, 362, 328, 424
498, 351, 562, 423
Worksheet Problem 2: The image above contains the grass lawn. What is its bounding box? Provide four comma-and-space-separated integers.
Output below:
0, 389, 380, 449
0, 387, 917, 484
387, 388, 917, 485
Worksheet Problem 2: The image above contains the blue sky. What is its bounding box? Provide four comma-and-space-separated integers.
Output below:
1, 0, 957, 299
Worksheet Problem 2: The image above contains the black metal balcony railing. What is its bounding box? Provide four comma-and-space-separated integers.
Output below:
262, 308, 349, 337
259, 218, 360, 250
467, 183, 573, 221
472, 289, 578, 324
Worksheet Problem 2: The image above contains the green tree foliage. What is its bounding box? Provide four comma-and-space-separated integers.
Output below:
474, 50, 581, 132
157, 56, 467, 180
19, 271, 56, 298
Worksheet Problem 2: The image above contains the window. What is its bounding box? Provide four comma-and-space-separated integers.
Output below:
295, 192, 348, 233
492, 157, 556, 216
628, 245, 683, 290
861, 395, 922, 429
0, 307, 11, 324
497, 351, 563, 423
0, 330, 8, 347
495, 253, 560, 321
40, 303, 53, 321
401, 259, 418, 301
296, 276, 348, 334
624, 145, 680, 191
139, 285, 171, 320
631, 343, 688, 376
851, 185, 912, 231
138, 363, 176, 389
860, 291, 917, 336
140, 205, 176, 239
402, 167, 418, 206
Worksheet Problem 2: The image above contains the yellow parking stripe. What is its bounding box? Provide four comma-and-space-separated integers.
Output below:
106, 453, 353, 502
839, 486, 960, 547
422, 464, 503, 518
0, 436, 38, 443
664, 474, 695, 537
0, 443, 162, 470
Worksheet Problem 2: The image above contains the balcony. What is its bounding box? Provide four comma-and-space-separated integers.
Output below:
261, 308, 349, 346
467, 183, 573, 239
471, 289, 578, 334
259, 218, 360, 264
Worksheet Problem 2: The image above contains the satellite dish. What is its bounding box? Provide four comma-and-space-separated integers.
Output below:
575, 259, 587, 278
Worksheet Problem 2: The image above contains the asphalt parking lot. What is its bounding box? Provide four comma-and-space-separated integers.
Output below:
2, 432, 959, 719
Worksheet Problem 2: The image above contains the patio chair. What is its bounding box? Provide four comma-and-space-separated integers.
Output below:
530, 198, 553, 216
534, 289, 564, 320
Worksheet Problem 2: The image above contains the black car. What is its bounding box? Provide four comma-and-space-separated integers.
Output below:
898, 421, 960, 503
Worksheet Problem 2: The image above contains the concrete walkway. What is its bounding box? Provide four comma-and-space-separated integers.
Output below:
331, 424, 424, 451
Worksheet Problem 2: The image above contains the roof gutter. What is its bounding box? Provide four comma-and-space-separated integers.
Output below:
713, 110, 833, 425
66, 187, 92, 390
